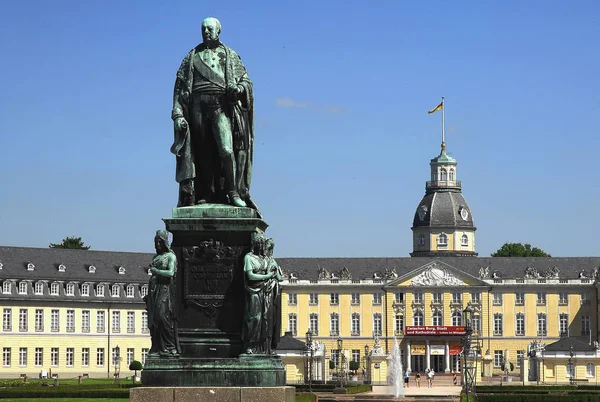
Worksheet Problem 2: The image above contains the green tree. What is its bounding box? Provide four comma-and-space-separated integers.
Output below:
49, 236, 91, 250
129, 360, 143, 379
491, 242, 550, 257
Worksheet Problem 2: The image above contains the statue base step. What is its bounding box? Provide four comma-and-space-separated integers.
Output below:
141, 355, 285, 387
130, 386, 295, 402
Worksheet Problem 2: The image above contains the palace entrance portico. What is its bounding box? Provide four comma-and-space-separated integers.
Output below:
403, 326, 466, 373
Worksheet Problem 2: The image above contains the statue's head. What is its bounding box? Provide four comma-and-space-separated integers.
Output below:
202, 17, 221, 44
250, 232, 265, 254
154, 230, 170, 252
265, 238, 275, 257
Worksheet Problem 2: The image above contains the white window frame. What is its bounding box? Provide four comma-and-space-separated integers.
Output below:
96, 284, 105, 297
35, 309, 43, 332
19, 309, 27, 332
66, 283, 75, 296
587, 363, 595, 378
330, 313, 339, 335
516, 313, 525, 336
66, 347, 74, 367
127, 311, 135, 333
288, 313, 297, 336
19, 347, 27, 367
2, 281, 11, 294
413, 310, 424, 326
82, 348, 89, 367
50, 309, 59, 332
50, 283, 60, 296
351, 313, 360, 335
97, 311, 106, 333
18, 282, 27, 295
35, 282, 44, 295
111, 284, 120, 297
515, 292, 525, 305
126, 285, 135, 298
309, 313, 319, 335
81, 283, 90, 296
34, 348, 43, 366
373, 313, 382, 336
3, 308, 12, 332
66, 310, 75, 332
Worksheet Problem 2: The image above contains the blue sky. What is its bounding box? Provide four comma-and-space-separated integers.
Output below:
0, 0, 598, 257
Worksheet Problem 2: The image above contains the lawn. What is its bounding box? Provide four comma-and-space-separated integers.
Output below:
0, 399, 129, 402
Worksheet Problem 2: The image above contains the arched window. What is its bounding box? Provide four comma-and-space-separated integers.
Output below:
452, 311, 462, 326
438, 233, 448, 247
432, 311, 443, 326
50, 283, 60, 295
441, 169, 447, 181
461, 234, 469, 246
413, 310, 424, 326
449, 169, 455, 181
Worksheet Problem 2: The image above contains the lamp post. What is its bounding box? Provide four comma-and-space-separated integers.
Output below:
333, 337, 346, 393
305, 330, 313, 392
569, 345, 574, 384
462, 304, 475, 400
113, 345, 120, 384
364, 344, 370, 384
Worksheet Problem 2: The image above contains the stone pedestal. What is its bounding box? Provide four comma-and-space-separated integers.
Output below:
141, 205, 285, 387
130, 386, 295, 402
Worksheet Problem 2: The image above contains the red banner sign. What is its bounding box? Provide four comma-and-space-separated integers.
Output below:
405, 326, 466, 336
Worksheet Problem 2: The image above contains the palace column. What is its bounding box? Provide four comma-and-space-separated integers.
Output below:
444, 341, 450, 373
425, 340, 430, 370
406, 340, 412, 372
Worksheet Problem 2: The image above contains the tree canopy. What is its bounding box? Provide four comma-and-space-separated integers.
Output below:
49, 236, 91, 250
491, 242, 551, 257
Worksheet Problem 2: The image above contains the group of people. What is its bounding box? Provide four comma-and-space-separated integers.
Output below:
403, 368, 436, 388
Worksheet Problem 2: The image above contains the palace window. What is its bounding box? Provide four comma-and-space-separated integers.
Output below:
437, 233, 448, 247
559, 292, 568, 305
472, 314, 480, 332
2, 281, 11, 294
309, 293, 318, 305
351, 293, 360, 305
66, 283, 75, 296
35, 348, 43, 366
96, 284, 105, 297
373, 313, 382, 336
309, 313, 319, 335
413, 310, 424, 326
493, 313, 503, 336
97, 348, 104, 367
66, 310, 75, 332
66, 348, 74, 367
432, 292, 442, 304
451, 292, 462, 304
395, 314, 404, 334
35, 309, 43, 332
373, 292, 382, 305
50, 283, 59, 295
441, 168, 447, 181
413, 291, 424, 304
492, 293, 502, 305
566, 363, 575, 378
587, 363, 595, 378
330, 313, 339, 336
515, 292, 525, 305
3, 308, 11, 331
451, 310, 462, 326
82, 310, 90, 333
19, 348, 27, 367
288, 313, 297, 336
493, 350, 503, 368
432, 311, 443, 326
330, 292, 339, 305
127, 348, 134, 366
141, 285, 148, 298
3, 347, 10, 367
288, 293, 297, 305
470, 292, 481, 304
50, 309, 59, 332
352, 349, 360, 363
97, 311, 105, 333
82, 348, 89, 367
581, 292, 591, 305
142, 311, 149, 333
81, 283, 90, 296
35, 282, 44, 295
50, 347, 59, 366
112, 311, 121, 333
515, 313, 525, 336
516, 350, 524, 367
536, 292, 546, 306
394, 292, 404, 303
111, 284, 120, 297
18, 282, 27, 295
537, 313, 547, 336
19, 309, 27, 332
126, 285, 135, 298
331, 350, 340, 367
461, 234, 468, 246
582, 315, 591, 336
559, 313, 569, 337
142, 349, 149, 365
351, 313, 360, 335
127, 311, 135, 333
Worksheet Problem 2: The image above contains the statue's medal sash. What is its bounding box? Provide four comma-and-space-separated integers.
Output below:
192, 53, 226, 89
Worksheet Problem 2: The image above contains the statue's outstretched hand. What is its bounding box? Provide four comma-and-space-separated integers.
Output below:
174, 117, 188, 132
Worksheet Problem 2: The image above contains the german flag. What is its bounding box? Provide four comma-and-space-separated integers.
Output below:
428, 101, 443, 114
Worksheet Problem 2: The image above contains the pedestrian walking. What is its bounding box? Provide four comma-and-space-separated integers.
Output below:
404, 369, 410, 388
427, 369, 434, 387
415, 372, 421, 388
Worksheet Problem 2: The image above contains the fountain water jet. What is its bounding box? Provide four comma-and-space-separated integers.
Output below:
389, 337, 405, 398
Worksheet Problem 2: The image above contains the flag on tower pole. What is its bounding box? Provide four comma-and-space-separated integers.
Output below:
428, 97, 445, 147
428, 101, 443, 114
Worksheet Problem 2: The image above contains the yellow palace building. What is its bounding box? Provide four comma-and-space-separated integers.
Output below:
1, 140, 600, 383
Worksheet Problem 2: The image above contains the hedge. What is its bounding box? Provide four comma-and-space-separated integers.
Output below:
0, 388, 130, 398
477, 395, 600, 402
345, 384, 371, 394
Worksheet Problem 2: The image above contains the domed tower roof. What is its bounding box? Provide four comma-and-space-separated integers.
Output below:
411, 142, 477, 257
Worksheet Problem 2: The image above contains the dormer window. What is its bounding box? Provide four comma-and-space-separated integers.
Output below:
437, 233, 448, 247
96, 284, 105, 297
126, 285, 135, 298
27, 263, 35, 271
66, 283, 75, 296
58, 264, 66, 273
111, 285, 120, 297
81, 284, 90, 297
141, 285, 148, 298
34, 282, 44, 295
461, 234, 469, 246
88, 265, 96, 274
3, 281, 12, 294
118, 267, 126, 275
50, 283, 60, 296
18, 282, 27, 295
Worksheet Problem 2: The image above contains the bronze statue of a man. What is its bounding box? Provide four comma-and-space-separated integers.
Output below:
171, 17, 255, 209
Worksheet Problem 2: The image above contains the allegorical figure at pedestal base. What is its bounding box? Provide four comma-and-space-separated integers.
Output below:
171, 17, 257, 210
242, 233, 283, 354
145, 230, 180, 357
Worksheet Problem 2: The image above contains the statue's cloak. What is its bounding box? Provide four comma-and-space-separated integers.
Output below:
170, 43, 254, 197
